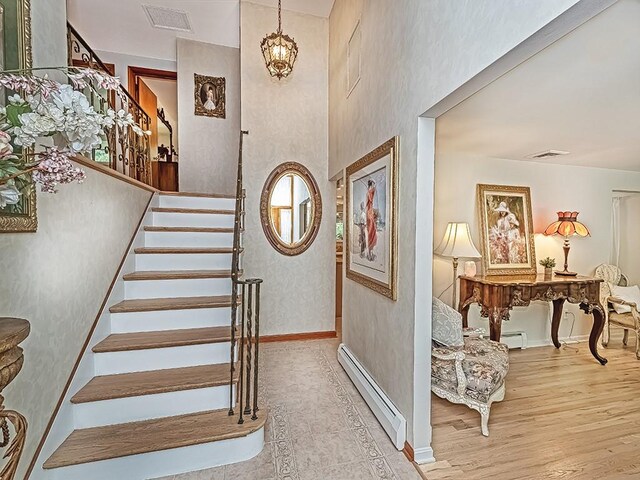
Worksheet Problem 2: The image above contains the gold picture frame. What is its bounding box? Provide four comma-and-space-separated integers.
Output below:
477, 184, 536, 276
345, 137, 399, 300
259, 161, 323, 256
194, 73, 225, 119
0, 0, 35, 233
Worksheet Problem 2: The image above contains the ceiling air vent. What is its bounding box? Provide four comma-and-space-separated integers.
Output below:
142, 5, 192, 32
526, 150, 570, 159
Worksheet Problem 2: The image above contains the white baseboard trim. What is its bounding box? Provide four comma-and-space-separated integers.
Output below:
522, 334, 590, 349
413, 446, 436, 465
337, 344, 406, 449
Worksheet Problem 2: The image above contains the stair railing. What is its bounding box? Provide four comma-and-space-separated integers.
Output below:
229, 131, 263, 423
67, 23, 153, 186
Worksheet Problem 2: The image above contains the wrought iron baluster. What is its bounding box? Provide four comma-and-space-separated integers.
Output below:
244, 283, 253, 416
252, 280, 263, 420
66, 22, 153, 186
237, 283, 246, 424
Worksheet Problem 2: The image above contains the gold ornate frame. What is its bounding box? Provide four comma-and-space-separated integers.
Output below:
260, 162, 322, 256
194, 73, 225, 118
0, 0, 35, 233
476, 184, 537, 276
345, 136, 398, 300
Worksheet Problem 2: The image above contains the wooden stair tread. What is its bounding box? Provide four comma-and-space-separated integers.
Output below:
71, 363, 236, 403
144, 226, 235, 233
159, 191, 235, 199
43, 408, 266, 469
123, 270, 236, 281
134, 247, 236, 254
93, 326, 234, 353
151, 207, 234, 215
110, 295, 235, 313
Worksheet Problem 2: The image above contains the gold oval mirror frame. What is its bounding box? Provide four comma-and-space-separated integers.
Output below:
260, 162, 322, 256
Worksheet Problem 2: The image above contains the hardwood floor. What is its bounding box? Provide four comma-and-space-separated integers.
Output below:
422, 332, 640, 480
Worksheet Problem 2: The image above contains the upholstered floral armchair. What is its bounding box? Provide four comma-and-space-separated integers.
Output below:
595, 264, 639, 359
431, 298, 509, 436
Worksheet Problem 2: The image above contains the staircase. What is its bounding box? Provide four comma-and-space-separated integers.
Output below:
39, 192, 266, 480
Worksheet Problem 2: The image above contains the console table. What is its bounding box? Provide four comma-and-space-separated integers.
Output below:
458, 274, 607, 365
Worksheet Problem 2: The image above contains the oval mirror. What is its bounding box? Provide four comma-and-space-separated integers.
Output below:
260, 162, 322, 256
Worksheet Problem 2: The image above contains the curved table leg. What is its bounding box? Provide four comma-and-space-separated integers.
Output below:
551, 298, 565, 349
489, 307, 508, 342
589, 305, 608, 365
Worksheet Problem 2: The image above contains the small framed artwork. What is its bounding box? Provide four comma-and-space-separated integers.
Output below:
0, 0, 36, 233
476, 184, 536, 276
345, 137, 399, 300
194, 73, 225, 118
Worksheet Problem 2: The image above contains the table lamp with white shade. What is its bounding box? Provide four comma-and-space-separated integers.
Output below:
435, 222, 482, 306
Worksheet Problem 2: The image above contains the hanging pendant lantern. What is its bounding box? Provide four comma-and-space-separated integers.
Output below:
260, 0, 298, 79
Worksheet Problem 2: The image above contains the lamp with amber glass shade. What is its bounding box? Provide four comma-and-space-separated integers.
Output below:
543, 211, 590, 276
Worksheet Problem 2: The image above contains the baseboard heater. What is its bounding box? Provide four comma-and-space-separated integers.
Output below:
337, 344, 406, 449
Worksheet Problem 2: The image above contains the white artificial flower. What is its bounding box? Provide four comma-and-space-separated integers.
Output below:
0, 184, 21, 208
8, 94, 25, 105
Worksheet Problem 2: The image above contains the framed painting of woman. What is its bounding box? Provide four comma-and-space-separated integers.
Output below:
345, 137, 399, 300
476, 184, 536, 276
194, 73, 225, 119
0, 0, 35, 232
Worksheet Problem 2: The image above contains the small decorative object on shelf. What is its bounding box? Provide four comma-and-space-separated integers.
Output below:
539, 257, 556, 278
543, 211, 590, 276
0, 317, 30, 480
464, 260, 477, 277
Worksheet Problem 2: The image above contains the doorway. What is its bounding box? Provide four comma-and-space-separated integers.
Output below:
129, 67, 179, 191
335, 177, 345, 337
612, 191, 640, 283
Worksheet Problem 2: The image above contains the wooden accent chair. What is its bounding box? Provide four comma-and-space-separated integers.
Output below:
595, 264, 640, 359
431, 298, 509, 436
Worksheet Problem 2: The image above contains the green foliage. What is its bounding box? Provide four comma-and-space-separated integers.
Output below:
539, 257, 556, 268
5, 102, 31, 127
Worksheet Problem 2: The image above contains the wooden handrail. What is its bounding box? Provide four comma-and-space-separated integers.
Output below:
67, 22, 151, 121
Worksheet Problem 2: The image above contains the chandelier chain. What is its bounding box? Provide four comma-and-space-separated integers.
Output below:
278, 0, 282, 32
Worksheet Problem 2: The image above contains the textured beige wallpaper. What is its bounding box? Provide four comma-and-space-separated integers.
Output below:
1, 5, 153, 477
0, 167, 152, 478
240, 2, 335, 336
328, 0, 582, 449
177, 38, 241, 195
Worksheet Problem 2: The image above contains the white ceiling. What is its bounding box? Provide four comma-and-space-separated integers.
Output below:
66, 0, 334, 61
437, 0, 640, 172
250, 0, 335, 18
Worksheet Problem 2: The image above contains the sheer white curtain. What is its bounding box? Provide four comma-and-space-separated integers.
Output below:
611, 196, 621, 266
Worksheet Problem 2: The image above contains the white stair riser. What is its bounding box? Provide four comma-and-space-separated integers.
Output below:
144, 231, 234, 248
94, 343, 232, 375
110, 308, 232, 333
124, 278, 231, 299
152, 212, 234, 228
136, 253, 233, 271
46, 428, 264, 480
158, 195, 235, 210
73, 385, 235, 429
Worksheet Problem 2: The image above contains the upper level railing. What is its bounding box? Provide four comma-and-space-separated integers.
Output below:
66, 23, 153, 185
228, 131, 264, 424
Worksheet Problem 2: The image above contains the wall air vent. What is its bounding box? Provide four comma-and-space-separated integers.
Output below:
526, 150, 570, 159
142, 5, 192, 32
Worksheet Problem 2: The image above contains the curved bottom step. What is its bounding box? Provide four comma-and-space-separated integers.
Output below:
42, 409, 266, 480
